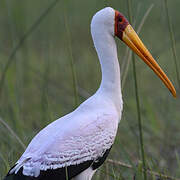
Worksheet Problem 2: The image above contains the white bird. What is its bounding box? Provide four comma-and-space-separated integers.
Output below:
4, 7, 176, 180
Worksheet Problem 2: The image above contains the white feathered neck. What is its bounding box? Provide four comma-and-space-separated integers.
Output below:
91, 7, 122, 112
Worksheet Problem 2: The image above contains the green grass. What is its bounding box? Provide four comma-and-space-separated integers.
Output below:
0, 0, 180, 179
127, 0, 147, 179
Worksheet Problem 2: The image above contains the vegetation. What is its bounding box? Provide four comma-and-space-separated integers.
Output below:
0, 0, 180, 179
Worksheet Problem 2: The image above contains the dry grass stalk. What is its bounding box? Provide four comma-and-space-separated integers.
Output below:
107, 159, 180, 180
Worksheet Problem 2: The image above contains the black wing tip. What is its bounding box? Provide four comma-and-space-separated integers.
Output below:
3, 147, 112, 180
3, 174, 14, 180
3, 166, 15, 180
3, 160, 93, 180
3, 167, 31, 180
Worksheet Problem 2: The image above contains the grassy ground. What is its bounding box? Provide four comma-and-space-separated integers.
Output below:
0, 0, 180, 179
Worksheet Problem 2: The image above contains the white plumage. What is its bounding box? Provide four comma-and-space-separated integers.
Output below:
11, 94, 121, 177
7, 7, 123, 180
5, 4, 176, 180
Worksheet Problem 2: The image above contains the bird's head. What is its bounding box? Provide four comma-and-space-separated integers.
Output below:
91, 7, 176, 97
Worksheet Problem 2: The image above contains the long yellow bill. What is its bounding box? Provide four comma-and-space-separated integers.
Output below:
122, 25, 176, 97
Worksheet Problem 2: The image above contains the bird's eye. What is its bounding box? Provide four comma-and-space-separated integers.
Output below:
119, 17, 123, 22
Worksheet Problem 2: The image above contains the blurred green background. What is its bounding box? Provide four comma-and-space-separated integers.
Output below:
0, 0, 180, 179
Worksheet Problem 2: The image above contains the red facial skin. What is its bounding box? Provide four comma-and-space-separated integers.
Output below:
115, 11, 129, 40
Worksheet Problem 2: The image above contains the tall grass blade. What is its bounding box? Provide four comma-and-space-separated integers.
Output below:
64, 8, 79, 108
41, 51, 50, 123
105, 162, 110, 180
0, 152, 10, 171
0, 0, 61, 98
0, 117, 26, 150
5, 0, 23, 136
65, 166, 69, 180
164, 0, 180, 89
127, 0, 147, 179
175, 151, 180, 177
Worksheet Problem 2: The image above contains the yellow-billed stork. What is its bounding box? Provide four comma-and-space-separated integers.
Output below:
4, 7, 176, 180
